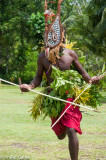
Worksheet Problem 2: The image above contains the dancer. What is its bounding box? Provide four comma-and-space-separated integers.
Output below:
20, 1, 99, 159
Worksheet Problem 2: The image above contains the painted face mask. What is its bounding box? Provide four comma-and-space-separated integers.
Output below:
44, 0, 65, 64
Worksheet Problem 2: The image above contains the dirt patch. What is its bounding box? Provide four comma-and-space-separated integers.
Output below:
0, 145, 5, 148
32, 146, 42, 151
0, 142, 28, 149
80, 144, 106, 150
10, 142, 28, 148
0, 143, 43, 152
59, 159, 70, 160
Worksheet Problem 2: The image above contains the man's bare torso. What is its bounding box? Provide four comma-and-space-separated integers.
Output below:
20, 48, 99, 92
40, 48, 75, 85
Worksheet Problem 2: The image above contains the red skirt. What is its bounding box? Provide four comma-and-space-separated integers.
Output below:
51, 98, 82, 135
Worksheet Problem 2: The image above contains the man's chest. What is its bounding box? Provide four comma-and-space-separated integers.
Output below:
43, 53, 73, 72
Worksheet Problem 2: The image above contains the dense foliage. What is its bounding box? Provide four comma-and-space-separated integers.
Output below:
0, 0, 44, 83
0, 0, 105, 85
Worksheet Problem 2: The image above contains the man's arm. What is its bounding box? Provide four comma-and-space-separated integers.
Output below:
71, 51, 99, 84
20, 53, 44, 92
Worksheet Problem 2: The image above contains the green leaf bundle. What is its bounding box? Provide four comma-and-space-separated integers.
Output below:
29, 66, 103, 121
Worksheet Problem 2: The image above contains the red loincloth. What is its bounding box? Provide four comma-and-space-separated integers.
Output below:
51, 98, 82, 135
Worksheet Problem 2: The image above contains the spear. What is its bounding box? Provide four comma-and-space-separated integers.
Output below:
0, 78, 97, 112
0, 72, 105, 128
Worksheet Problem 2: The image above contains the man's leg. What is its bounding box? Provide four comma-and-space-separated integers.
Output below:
67, 127, 79, 160
57, 129, 67, 140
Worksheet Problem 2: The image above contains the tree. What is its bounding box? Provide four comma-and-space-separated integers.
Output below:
62, 0, 106, 60
87, 0, 106, 59
0, 0, 44, 82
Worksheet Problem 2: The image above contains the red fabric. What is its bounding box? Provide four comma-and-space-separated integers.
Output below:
51, 98, 82, 135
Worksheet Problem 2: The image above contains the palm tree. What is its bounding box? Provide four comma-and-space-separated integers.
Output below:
62, 0, 106, 60
87, 0, 106, 59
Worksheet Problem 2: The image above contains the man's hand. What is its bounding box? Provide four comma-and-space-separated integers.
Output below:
89, 76, 99, 84
20, 84, 30, 92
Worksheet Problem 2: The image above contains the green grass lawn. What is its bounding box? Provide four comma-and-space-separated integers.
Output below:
0, 85, 106, 160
